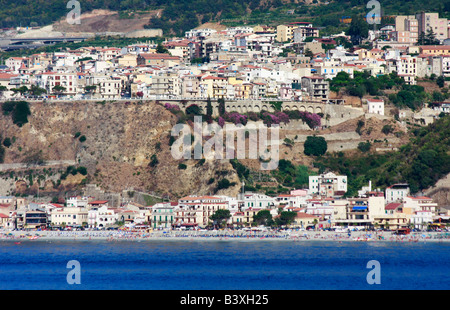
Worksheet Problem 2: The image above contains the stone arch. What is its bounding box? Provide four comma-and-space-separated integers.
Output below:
307, 106, 314, 113
284, 105, 291, 111
315, 107, 322, 114
299, 106, 306, 112
292, 105, 299, 110
253, 105, 260, 112
262, 105, 268, 111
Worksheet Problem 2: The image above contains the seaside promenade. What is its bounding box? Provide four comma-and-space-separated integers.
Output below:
1, 229, 449, 242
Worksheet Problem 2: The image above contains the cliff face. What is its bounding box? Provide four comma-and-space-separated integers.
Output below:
0, 101, 240, 199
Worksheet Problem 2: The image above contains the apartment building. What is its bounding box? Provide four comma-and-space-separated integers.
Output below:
152, 202, 174, 229
301, 76, 330, 101
176, 196, 228, 228
98, 78, 121, 99
385, 184, 410, 203
332, 196, 385, 228
150, 72, 181, 97
293, 24, 320, 43
309, 172, 347, 198
277, 22, 318, 43
387, 55, 418, 85
50, 206, 89, 227
181, 74, 201, 98
395, 15, 419, 44
37, 72, 78, 96
416, 12, 448, 42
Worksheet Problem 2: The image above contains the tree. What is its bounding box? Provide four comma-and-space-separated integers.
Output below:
53, 85, 66, 96
253, 210, 273, 226
304, 136, 327, 156
11, 86, 28, 96
436, 76, 445, 88
346, 14, 369, 45
11, 101, 31, 127
29, 85, 47, 97
156, 43, 170, 54
185, 104, 202, 115
358, 141, 372, 153
206, 96, 213, 123
210, 209, 231, 228
304, 48, 314, 59
275, 211, 297, 227
218, 97, 226, 116
425, 28, 440, 45
0, 85, 7, 98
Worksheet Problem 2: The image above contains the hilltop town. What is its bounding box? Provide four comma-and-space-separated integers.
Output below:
0, 11, 449, 233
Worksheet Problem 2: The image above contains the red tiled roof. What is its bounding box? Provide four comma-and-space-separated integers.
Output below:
385, 203, 402, 210
89, 200, 108, 205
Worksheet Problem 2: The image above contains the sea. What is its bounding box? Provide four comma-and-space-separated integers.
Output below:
0, 240, 449, 291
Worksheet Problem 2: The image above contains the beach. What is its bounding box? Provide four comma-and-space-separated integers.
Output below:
1, 229, 449, 243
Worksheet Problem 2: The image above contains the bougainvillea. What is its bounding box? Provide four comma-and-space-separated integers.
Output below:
223, 112, 248, 126
260, 111, 290, 125
285, 110, 321, 129
164, 103, 180, 111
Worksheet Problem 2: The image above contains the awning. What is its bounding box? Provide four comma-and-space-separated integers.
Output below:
352, 206, 367, 211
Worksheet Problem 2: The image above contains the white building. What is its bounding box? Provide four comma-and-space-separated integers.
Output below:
88, 205, 119, 228
309, 172, 347, 197
66, 196, 89, 208
238, 192, 275, 209
385, 184, 410, 203
366, 98, 385, 115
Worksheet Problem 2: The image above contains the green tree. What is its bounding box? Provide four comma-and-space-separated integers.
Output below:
436, 76, 445, 88
210, 209, 231, 228
275, 211, 297, 227
253, 210, 273, 226
206, 96, 213, 123
304, 136, 327, 156
358, 141, 372, 153
0, 85, 8, 98
52, 85, 66, 96
11, 101, 31, 127
185, 104, 202, 115
346, 14, 369, 45
156, 43, 170, 54
30, 84, 47, 96
218, 98, 226, 116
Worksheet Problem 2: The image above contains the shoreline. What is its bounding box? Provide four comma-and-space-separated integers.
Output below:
1, 230, 450, 243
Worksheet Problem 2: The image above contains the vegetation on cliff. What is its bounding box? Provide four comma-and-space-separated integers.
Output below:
313, 114, 450, 197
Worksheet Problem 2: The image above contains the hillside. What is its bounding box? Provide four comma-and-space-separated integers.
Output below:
1, 0, 448, 36
0, 101, 241, 200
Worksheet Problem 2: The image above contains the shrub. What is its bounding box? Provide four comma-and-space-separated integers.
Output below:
79, 135, 87, 143
178, 163, 187, 169
223, 112, 248, 125
164, 103, 180, 111
358, 141, 371, 153
216, 178, 236, 190
260, 111, 290, 125
3, 138, 11, 148
304, 136, 327, 156
381, 124, 393, 135
2, 101, 31, 127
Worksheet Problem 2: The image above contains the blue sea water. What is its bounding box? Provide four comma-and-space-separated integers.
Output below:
0, 240, 448, 290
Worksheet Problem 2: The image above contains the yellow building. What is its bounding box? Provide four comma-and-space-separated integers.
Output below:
117, 54, 138, 67
51, 207, 89, 227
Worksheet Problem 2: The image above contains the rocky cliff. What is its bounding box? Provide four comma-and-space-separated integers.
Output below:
0, 101, 241, 200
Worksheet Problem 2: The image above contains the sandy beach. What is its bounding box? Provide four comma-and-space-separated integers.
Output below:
1, 229, 449, 243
